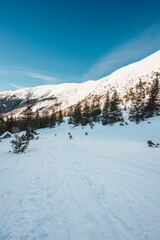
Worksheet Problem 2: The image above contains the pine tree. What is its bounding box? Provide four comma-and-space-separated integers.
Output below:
49, 111, 57, 128
109, 90, 123, 124
68, 103, 82, 126
23, 98, 38, 141
81, 101, 91, 126
68, 106, 74, 125
72, 102, 82, 126
5, 115, 14, 133
144, 77, 160, 118
11, 133, 29, 154
129, 79, 145, 123
101, 92, 110, 125
34, 110, 41, 129
57, 109, 63, 125
0, 109, 5, 134
91, 98, 101, 123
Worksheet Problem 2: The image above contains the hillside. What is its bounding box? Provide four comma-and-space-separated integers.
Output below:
0, 117, 160, 240
0, 50, 160, 117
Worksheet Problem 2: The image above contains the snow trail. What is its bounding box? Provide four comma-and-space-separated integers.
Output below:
0, 118, 160, 240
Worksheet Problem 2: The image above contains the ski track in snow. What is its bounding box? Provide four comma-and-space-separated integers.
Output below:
0, 118, 160, 240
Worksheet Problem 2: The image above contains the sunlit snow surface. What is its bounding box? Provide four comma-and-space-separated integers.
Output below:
0, 50, 160, 116
0, 117, 160, 240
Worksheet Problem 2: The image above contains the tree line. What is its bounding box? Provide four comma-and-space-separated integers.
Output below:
0, 77, 160, 137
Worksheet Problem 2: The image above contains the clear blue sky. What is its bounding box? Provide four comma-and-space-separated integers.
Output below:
0, 0, 160, 91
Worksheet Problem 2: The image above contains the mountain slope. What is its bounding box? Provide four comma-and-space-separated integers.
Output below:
0, 50, 160, 116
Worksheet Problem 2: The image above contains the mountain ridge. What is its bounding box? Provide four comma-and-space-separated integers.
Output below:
0, 50, 160, 117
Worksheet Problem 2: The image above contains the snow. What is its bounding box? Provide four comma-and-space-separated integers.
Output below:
0, 50, 160, 116
0, 131, 12, 139
0, 116, 160, 240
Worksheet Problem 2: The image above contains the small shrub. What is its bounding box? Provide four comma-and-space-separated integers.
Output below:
147, 140, 159, 148
11, 134, 29, 154
69, 135, 73, 139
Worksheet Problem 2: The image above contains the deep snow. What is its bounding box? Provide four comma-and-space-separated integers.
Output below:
0, 117, 160, 240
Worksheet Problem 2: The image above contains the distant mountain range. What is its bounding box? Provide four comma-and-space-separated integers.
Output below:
0, 50, 160, 118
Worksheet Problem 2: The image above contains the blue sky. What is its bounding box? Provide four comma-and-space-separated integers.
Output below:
0, 0, 160, 91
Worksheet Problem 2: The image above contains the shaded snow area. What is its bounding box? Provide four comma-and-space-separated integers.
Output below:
0, 117, 160, 240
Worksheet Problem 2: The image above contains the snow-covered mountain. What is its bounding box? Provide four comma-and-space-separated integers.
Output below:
0, 50, 160, 117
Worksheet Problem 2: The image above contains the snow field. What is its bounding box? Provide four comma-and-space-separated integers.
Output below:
0, 117, 160, 240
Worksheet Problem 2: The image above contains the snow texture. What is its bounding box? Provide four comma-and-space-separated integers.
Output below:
0, 116, 160, 240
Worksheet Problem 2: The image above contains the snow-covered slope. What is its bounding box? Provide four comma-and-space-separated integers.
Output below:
0, 117, 160, 240
0, 50, 160, 116
90, 50, 160, 98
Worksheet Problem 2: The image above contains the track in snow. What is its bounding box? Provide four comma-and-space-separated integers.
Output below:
0, 119, 160, 240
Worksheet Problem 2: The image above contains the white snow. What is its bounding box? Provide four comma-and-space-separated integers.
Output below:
1, 50, 160, 116
0, 116, 160, 240
0, 131, 12, 139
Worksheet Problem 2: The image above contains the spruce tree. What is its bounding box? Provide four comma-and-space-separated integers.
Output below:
23, 98, 38, 140
109, 90, 123, 124
5, 115, 14, 133
72, 102, 82, 126
81, 101, 91, 126
129, 79, 145, 123
57, 109, 63, 125
101, 92, 110, 125
0, 110, 5, 135
35, 110, 41, 129
144, 77, 160, 118
68, 106, 74, 125
91, 98, 101, 123
11, 133, 29, 154
49, 111, 57, 128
